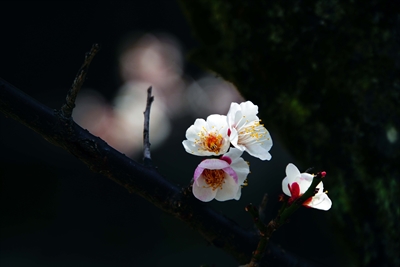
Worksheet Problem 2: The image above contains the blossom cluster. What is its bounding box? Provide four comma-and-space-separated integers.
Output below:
182, 101, 331, 211
182, 101, 273, 202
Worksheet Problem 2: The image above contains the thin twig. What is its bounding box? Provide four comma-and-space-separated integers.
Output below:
143, 86, 154, 166
258, 193, 268, 222
60, 43, 100, 118
246, 204, 267, 234
245, 204, 267, 267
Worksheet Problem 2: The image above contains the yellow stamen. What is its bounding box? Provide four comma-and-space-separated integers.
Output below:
241, 178, 249, 188
203, 169, 225, 190
195, 128, 225, 153
237, 120, 267, 145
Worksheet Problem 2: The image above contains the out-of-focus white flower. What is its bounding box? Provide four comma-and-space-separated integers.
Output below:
182, 114, 230, 156
282, 163, 332, 211
227, 101, 273, 160
192, 148, 250, 202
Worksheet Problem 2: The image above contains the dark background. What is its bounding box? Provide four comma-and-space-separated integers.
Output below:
1, 1, 348, 266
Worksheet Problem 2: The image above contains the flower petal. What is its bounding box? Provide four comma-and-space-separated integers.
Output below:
239, 101, 259, 122
297, 176, 313, 194
300, 173, 314, 182
315, 181, 324, 192
193, 165, 204, 182
228, 128, 240, 147
186, 119, 206, 138
198, 158, 230, 170
244, 142, 272, 160
225, 148, 249, 184
206, 114, 228, 130
182, 140, 198, 155
285, 163, 301, 184
227, 102, 241, 127
282, 177, 291, 196
223, 166, 238, 183
224, 147, 243, 160
306, 193, 332, 211
192, 177, 218, 202
215, 175, 240, 201
232, 161, 249, 184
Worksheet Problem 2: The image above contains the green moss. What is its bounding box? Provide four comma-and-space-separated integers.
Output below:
179, 0, 400, 266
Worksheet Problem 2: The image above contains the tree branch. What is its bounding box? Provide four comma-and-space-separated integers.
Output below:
60, 43, 100, 118
143, 86, 154, 166
0, 77, 324, 267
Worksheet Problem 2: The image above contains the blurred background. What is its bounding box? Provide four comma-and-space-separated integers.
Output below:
0, 2, 292, 267
1, 1, 398, 267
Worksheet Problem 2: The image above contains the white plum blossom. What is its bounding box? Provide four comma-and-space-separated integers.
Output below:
226, 101, 272, 160
192, 148, 250, 202
282, 163, 332, 211
182, 114, 230, 156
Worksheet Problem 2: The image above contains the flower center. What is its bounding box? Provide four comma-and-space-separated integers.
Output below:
197, 130, 224, 153
203, 169, 225, 190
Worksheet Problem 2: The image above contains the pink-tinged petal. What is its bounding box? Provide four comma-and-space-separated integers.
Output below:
226, 148, 249, 184
223, 166, 238, 183
306, 193, 332, 211
289, 182, 301, 199
300, 173, 314, 182
220, 156, 232, 165
198, 158, 230, 170
193, 166, 205, 182
282, 177, 291, 196
192, 177, 217, 202
215, 175, 240, 201
286, 163, 301, 184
